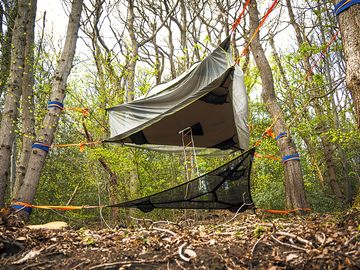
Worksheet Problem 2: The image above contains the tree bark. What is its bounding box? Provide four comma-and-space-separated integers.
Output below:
14, 0, 83, 219
249, 0, 308, 209
0, 0, 31, 206
125, 0, 138, 102
0, 0, 17, 99
13, 0, 37, 198
333, 1, 360, 128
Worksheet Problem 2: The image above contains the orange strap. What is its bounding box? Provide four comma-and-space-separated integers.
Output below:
52, 141, 102, 152
63, 107, 90, 117
12, 201, 102, 211
259, 208, 311, 215
254, 127, 275, 147
237, 0, 280, 60
305, 30, 340, 79
254, 152, 280, 161
231, 0, 251, 32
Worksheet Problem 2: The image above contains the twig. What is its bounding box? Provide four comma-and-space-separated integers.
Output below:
215, 193, 253, 228
89, 259, 166, 269
151, 220, 182, 229
270, 235, 308, 252
251, 233, 267, 257
152, 226, 177, 237
66, 183, 81, 206
71, 259, 90, 270
275, 231, 313, 247
175, 259, 188, 270
21, 261, 50, 270
13, 248, 44, 264
344, 234, 359, 247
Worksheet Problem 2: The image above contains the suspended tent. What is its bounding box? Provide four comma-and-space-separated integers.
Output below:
106, 36, 254, 212
105, 36, 249, 152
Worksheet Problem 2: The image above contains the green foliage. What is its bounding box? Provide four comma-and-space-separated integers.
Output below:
253, 225, 267, 238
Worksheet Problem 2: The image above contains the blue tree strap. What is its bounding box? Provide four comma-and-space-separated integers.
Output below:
47, 101, 64, 110
282, 153, 300, 163
32, 142, 50, 152
275, 132, 287, 141
334, 0, 360, 16
11, 204, 32, 214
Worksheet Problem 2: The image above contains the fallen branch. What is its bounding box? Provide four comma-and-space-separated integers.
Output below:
13, 248, 44, 265
89, 259, 166, 269
270, 235, 308, 252
275, 231, 313, 247
251, 233, 267, 257
175, 259, 188, 270
344, 234, 359, 247
152, 226, 177, 237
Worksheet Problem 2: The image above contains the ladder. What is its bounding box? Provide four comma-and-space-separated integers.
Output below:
179, 127, 200, 181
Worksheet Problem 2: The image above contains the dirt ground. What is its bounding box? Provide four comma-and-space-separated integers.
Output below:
1, 209, 359, 270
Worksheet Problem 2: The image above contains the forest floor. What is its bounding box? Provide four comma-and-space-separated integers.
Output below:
0, 209, 359, 270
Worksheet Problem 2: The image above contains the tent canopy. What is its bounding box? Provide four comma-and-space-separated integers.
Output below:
105, 36, 249, 151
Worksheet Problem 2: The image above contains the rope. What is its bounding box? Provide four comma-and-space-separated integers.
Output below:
259, 208, 311, 215
253, 111, 282, 147
231, 0, 251, 32
254, 153, 280, 161
11, 201, 103, 211
47, 100, 89, 117
334, 0, 359, 15
63, 107, 90, 117
238, 0, 280, 59
52, 141, 102, 152
31, 141, 102, 153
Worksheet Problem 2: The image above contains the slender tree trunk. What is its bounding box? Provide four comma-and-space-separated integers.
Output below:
125, 0, 138, 102
333, 1, 360, 128
0, 0, 31, 207
179, 0, 189, 68
14, 0, 83, 219
249, 0, 308, 210
270, 36, 326, 189
166, 23, 176, 79
0, 0, 17, 99
13, 0, 37, 198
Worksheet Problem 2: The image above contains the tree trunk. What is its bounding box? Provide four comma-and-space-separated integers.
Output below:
14, 0, 83, 219
249, 0, 308, 210
0, 0, 17, 99
13, 0, 37, 198
0, 0, 31, 206
333, 1, 360, 128
125, 0, 138, 102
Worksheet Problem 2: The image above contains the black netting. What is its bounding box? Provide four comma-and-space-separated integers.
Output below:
109, 148, 255, 213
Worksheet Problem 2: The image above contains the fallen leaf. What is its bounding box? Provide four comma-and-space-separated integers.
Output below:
286, 253, 299, 262
184, 248, 197, 259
